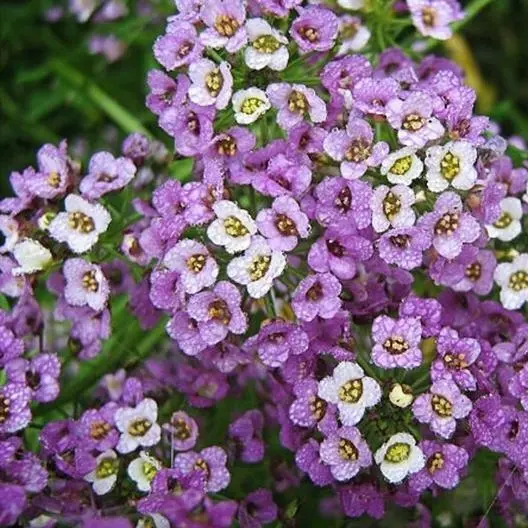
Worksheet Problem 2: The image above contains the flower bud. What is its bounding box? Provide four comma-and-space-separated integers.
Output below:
389, 383, 413, 408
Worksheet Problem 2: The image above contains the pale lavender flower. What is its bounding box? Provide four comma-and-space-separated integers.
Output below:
63, 258, 110, 312
188, 59, 233, 109
371, 315, 422, 369
154, 22, 203, 70
290, 6, 339, 53
26, 142, 71, 199
408, 0, 463, 40
378, 226, 432, 270
352, 77, 400, 116
412, 379, 472, 439
0, 382, 32, 434
323, 118, 389, 180
146, 71, 189, 116
292, 273, 342, 322
164, 411, 199, 451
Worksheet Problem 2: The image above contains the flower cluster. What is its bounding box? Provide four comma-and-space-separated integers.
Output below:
2, 0, 528, 526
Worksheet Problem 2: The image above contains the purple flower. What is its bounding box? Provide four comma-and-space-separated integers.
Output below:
200, 0, 247, 52
164, 239, 219, 294
295, 439, 333, 486
386, 91, 445, 148
63, 258, 110, 312
352, 77, 400, 116
0, 484, 26, 527
408, 0, 463, 40
288, 122, 327, 154
79, 152, 136, 200
339, 483, 384, 520
174, 446, 230, 492
266, 83, 327, 130
372, 315, 422, 369
77, 403, 119, 452
308, 225, 372, 280
290, 6, 339, 53
160, 102, 215, 157
256, 196, 310, 252
187, 281, 247, 346
289, 378, 333, 429
324, 118, 389, 180
419, 191, 480, 259
188, 59, 233, 109
292, 273, 342, 322
408, 441, 468, 492
167, 311, 207, 356
243, 319, 309, 368
154, 21, 203, 70
149, 268, 184, 311
5, 353, 60, 403
412, 379, 472, 439
320, 426, 372, 481
164, 411, 199, 451
0, 325, 24, 367
452, 249, 496, 295
509, 364, 528, 411
379, 226, 432, 270
399, 295, 442, 337
228, 410, 265, 463
0, 382, 32, 434
314, 177, 372, 229
431, 327, 481, 391
238, 489, 278, 528
146, 70, 189, 116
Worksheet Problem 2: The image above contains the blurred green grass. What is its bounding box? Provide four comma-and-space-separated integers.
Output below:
0, 0, 527, 196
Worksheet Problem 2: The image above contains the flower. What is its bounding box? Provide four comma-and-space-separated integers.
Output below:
408, 441, 468, 492
163, 239, 218, 294
26, 142, 71, 199
320, 426, 372, 481
199, 0, 248, 53
386, 91, 445, 148
12, 239, 52, 276
337, 15, 371, 55
289, 379, 330, 428
372, 315, 422, 369
380, 147, 424, 186
128, 451, 162, 492
412, 379, 472, 439
318, 361, 381, 426
408, 0, 463, 40
48, 194, 111, 254
291, 273, 342, 322
188, 59, 233, 109
245, 18, 288, 71
486, 197, 523, 242
187, 281, 247, 345
154, 22, 203, 70
371, 184, 416, 233
226, 236, 286, 298
0, 382, 32, 434
228, 409, 265, 463
418, 191, 480, 259
63, 258, 110, 312
79, 151, 136, 200
164, 411, 199, 451
323, 118, 389, 180
431, 327, 481, 391
425, 140, 477, 192
378, 226, 431, 270
266, 83, 327, 130
256, 196, 310, 252
238, 489, 278, 528
84, 449, 119, 495
115, 398, 162, 454
232, 88, 271, 124
207, 200, 257, 254
374, 432, 425, 484
0, 215, 19, 254
494, 253, 528, 310
173, 446, 230, 492
290, 6, 339, 53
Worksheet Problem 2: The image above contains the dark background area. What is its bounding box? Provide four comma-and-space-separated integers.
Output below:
1, 0, 527, 196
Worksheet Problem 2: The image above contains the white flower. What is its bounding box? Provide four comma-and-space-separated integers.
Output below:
232, 88, 271, 125
207, 200, 257, 254
227, 235, 286, 298
188, 59, 233, 110
84, 449, 119, 495
337, 0, 364, 8
136, 515, 170, 528
486, 197, 522, 242
48, 194, 111, 254
318, 361, 381, 426
371, 184, 416, 233
0, 215, 19, 253
425, 140, 477, 192
337, 17, 371, 55
115, 398, 162, 454
63, 258, 110, 312
375, 432, 425, 484
494, 253, 528, 310
12, 239, 52, 276
389, 384, 414, 408
245, 18, 289, 71
380, 147, 423, 186
128, 450, 162, 492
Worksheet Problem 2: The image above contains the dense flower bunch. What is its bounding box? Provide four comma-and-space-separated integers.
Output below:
2, 0, 528, 526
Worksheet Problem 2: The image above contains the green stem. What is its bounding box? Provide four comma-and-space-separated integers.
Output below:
49, 59, 151, 137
